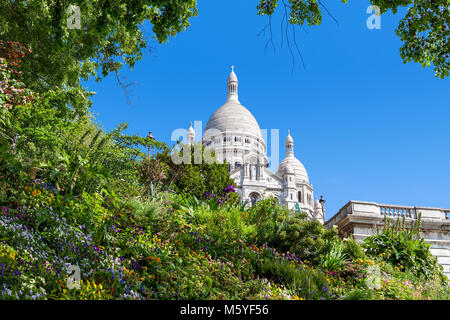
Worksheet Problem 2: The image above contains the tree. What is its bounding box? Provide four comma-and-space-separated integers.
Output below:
139, 142, 237, 199
0, 43, 166, 202
0, 0, 198, 92
257, 0, 449, 78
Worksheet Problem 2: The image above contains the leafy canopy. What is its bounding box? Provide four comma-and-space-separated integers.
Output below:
0, 0, 198, 91
257, 0, 449, 78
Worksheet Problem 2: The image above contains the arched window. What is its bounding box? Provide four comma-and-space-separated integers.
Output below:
249, 192, 260, 206
298, 191, 302, 203
234, 162, 241, 168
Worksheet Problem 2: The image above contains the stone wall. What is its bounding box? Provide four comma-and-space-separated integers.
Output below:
325, 201, 450, 279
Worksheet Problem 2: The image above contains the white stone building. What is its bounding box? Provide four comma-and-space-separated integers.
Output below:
185, 67, 324, 223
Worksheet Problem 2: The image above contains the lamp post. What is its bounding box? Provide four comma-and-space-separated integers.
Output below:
319, 195, 326, 221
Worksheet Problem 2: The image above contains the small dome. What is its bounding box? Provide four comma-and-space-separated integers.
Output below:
277, 154, 309, 182
314, 198, 322, 209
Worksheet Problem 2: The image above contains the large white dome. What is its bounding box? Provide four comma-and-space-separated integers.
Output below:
204, 100, 262, 139
203, 68, 262, 140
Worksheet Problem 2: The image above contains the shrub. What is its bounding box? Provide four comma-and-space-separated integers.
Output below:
321, 238, 349, 272
271, 212, 338, 265
363, 214, 445, 282
342, 237, 366, 261
247, 197, 282, 244
257, 257, 330, 300
149, 143, 237, 199
345, 288, 377, 300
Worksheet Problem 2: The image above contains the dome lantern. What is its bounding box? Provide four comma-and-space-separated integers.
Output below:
187, 121, 195, 145
285, 130, 294, 155
227, 65, 239, 102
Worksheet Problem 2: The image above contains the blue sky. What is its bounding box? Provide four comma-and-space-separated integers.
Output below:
85, 0, 450, 220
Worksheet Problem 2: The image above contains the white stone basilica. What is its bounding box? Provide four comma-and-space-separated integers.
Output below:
186, 67, 324, 223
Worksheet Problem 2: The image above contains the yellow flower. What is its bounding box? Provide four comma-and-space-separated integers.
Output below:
292, 295, 305, 300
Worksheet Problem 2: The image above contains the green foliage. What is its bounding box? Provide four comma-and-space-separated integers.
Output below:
247, 197, 284, 244
258, 258, 329, 299
363, 214, 445, 282
275, 213, 338, 265
141, 142, 237, 200
0, 0, 198, 92
344, 288, 377, 300
257, 0, 449, 78
321, 238, 349, 271
342, 237, 366, 260
373, 0, 450, 79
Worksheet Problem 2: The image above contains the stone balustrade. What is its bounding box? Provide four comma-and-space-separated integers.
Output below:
380, 205, 414, 219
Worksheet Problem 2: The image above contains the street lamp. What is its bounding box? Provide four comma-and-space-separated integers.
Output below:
319, 195, 326, 220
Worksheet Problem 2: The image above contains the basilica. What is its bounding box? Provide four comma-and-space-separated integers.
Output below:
185, 67, 324, 224
181, 67, 450, 277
